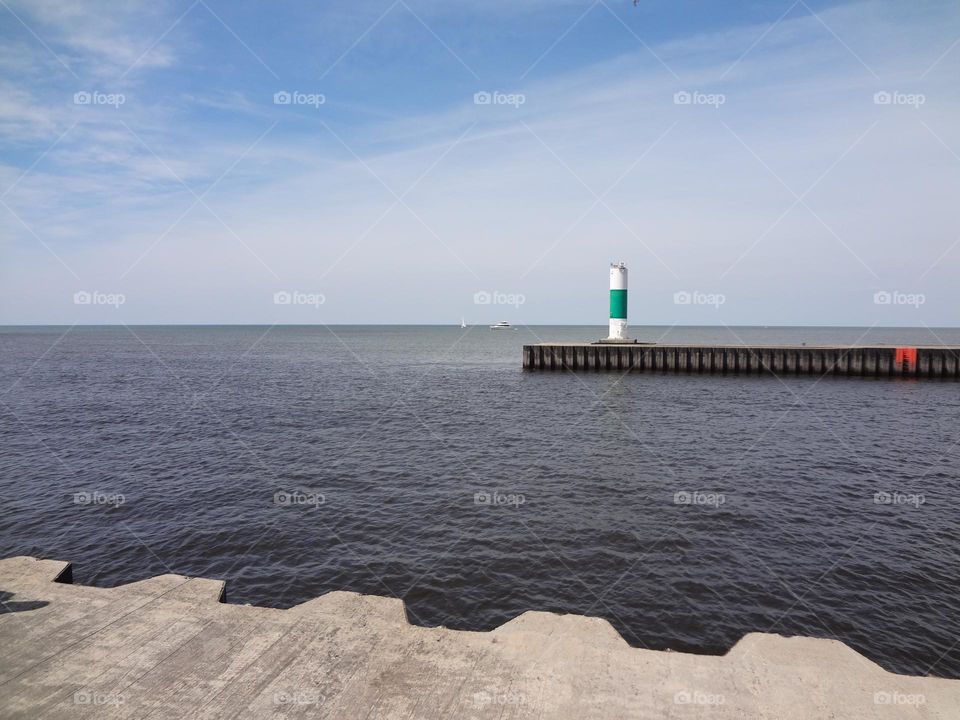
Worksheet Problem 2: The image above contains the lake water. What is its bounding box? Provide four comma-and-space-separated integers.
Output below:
1, 325, 958, 678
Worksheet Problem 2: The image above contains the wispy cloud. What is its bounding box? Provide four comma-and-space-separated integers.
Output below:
1, 0, 959, 324
3, 0, 178, 76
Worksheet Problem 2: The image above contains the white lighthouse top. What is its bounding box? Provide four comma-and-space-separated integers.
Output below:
611, 261, 626, 270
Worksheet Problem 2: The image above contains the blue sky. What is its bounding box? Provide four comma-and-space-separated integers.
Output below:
1, 0, 959, 325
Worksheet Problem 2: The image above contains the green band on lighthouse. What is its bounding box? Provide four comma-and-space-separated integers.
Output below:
610, 289, 627, 319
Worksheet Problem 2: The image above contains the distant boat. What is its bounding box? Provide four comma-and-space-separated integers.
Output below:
489, 320, 514, 330
460, 317, 467, 329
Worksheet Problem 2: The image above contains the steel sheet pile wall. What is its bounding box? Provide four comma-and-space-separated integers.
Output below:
522, 345, 960, 378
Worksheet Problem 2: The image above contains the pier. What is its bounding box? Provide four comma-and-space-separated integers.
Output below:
523, 343, 960, 378
1, 555, 958, 718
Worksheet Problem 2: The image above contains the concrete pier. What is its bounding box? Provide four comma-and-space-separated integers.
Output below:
1, 556, 958, 718
523, 343, 960, 378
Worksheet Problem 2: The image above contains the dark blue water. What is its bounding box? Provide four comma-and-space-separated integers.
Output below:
2, 325, 959, 678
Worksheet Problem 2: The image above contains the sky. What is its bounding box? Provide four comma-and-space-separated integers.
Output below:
1, 0, 959, 326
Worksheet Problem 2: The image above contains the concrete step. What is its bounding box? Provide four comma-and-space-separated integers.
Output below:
0, 556, 956, 718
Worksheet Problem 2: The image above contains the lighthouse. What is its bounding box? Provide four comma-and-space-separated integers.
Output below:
607, 262, 629, 341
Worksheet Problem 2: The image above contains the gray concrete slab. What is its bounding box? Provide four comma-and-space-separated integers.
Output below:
0, 556, 957, 718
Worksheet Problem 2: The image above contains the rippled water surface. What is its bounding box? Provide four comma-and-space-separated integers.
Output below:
2, 325, 959, 678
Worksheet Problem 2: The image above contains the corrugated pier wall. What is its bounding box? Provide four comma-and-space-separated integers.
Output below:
522, 344, 960, 378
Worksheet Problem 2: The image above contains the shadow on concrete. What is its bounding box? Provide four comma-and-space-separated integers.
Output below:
0, 590, 49, 614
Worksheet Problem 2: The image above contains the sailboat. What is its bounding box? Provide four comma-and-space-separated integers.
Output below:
460, 317, 467, 329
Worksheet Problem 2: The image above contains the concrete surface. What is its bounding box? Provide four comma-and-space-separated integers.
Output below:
0, 555, 957, 719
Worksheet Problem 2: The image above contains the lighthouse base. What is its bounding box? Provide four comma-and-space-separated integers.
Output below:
595, 337, 644, 345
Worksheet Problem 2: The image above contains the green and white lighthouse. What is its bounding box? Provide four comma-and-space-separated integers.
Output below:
608, 262, 628, 341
